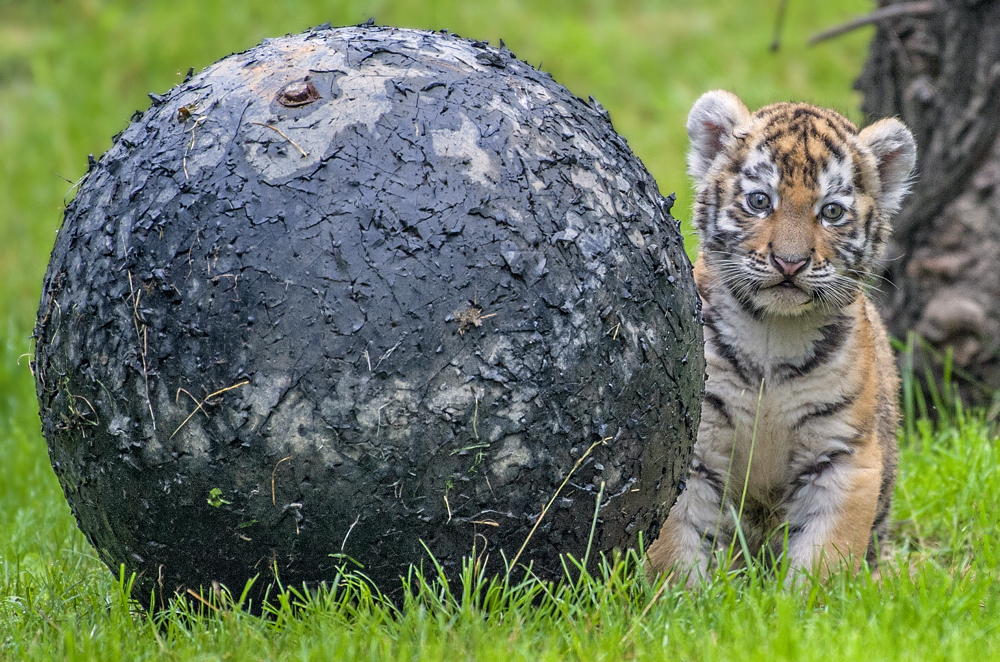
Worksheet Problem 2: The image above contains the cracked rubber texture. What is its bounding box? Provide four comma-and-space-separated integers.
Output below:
33, 25, 704, 606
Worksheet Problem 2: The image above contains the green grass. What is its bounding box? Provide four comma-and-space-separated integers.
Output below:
2, 0, 998, 659
1, 411, 998, 660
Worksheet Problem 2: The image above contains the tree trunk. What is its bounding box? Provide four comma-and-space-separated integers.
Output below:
856, 0, 1000, 411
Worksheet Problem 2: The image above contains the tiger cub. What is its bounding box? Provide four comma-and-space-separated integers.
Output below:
647, 91, 916, 585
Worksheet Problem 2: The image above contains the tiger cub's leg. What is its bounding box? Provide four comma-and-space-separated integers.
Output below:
647, 454, 733, 587
782, 440, 883, 584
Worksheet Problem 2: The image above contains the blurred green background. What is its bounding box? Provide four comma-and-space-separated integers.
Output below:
0, 0, 872, 601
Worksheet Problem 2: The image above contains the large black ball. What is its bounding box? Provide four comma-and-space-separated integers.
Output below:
33, 25, 703, 606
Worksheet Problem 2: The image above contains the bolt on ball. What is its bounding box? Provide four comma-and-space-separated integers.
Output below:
277, 80, 320, 107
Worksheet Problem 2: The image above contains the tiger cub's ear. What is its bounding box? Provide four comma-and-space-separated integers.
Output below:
686, 90, 751, 182
858, 118, 917, 216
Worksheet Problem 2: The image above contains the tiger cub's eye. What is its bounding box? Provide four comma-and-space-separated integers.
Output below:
746, 191, 771, 212
820, 202, 847, 225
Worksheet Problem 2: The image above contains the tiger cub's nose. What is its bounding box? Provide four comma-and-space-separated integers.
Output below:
771, 254, 809, 276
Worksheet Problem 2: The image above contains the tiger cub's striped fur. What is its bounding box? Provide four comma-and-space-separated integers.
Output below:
647, 91, 916, 585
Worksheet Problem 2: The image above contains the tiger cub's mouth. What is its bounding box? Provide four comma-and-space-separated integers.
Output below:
761, 276, 805, 292
752, 274, 817, 315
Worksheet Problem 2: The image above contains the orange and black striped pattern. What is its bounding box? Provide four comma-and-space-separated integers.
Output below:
647, 91, 915, 586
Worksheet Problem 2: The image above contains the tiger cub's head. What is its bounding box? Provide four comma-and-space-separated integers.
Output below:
686, 90, 916, 318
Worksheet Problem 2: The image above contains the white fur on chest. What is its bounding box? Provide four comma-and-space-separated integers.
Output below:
700, 295, 862, 502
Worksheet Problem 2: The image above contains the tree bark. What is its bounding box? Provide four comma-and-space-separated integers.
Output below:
856, 0, 1000, 410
